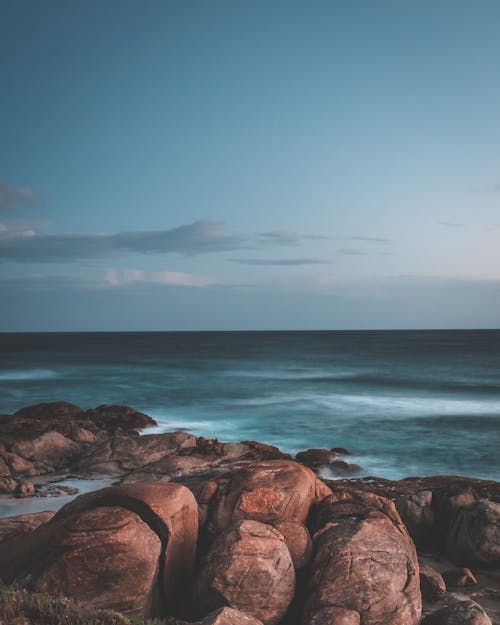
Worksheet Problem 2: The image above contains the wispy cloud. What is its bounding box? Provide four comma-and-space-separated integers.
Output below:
227, 257, 330, 266
438, 221, 464, 228
257, 229, 301, 245
350, 236, 391, 243
257, 229, 330, 245
0, 182, 40, 212
103, 268, 213, 288
0, 220, 247, 262
338, 247, 365, 256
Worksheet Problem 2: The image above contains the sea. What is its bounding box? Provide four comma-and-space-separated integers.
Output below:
1, 330, 500, 482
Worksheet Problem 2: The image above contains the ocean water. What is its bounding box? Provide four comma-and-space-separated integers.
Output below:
1, 330, 499, 481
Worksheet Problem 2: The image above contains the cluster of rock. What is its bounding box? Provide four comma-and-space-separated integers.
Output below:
0, 402, 499, 625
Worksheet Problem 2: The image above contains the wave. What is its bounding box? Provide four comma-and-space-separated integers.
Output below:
317, 394, 500, 417
226, 391, 500, 417
0, 369, 59, 381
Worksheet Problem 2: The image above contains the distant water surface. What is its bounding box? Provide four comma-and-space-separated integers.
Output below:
1, 330, 499, 481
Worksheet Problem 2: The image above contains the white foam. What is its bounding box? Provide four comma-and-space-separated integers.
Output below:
0, 369, 59, 381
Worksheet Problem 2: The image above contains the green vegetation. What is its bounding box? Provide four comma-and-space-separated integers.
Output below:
0, 586, 181, 625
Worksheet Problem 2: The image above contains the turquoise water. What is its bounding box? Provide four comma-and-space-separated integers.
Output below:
1, 330, 499, 480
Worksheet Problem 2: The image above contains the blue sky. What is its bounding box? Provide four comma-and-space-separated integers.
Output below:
1, 0, 499, 330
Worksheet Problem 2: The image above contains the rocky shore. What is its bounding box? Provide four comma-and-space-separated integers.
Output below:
1, 402, 499, 625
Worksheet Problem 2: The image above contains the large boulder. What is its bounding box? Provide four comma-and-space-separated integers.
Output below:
445, 500, 500, 565
34, 505, 163, 616
303, 488, 421, 625
84, 404, 157, 432
11, 431, 79, 470
193, 519, 295, 625
122, 439, 291, 484
273, 519, 312, 570
204, 460, 329, 536
396, 490, 435, 546
77, 431, 197, 475
0, 482, 198, 618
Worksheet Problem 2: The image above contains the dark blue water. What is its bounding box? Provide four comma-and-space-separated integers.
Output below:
1, 330, 499, 480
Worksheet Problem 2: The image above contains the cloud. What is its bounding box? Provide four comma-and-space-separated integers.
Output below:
338, 247, 365, 255
0, 220, 247, 262
350, 236, 391, 243
257, 229, 301, 244
103, 268, 213, 288
257, 229, 330, 245
227, 257, 330, 266
0, 182, 40, 212
438, 221, 464, 228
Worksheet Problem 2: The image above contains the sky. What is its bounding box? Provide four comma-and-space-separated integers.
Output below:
1, 0, 499, 331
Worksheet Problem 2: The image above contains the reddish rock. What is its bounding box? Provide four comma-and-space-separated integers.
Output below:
295, 448, 336, 468
35, 505, 162, 616
303, 488, 421, 625
331, 447, 351, 455
14, 480, 35, 498
0, 511, 55, 544
84, 404, 157, 432
0, 454, 10, 475
442, 567, 477, 587
273, 520, 312, 570
445, 500, 500, 566
396, 490, 435, 546
422, 598, 492, 625
0, 476, 18, 494
327, 459, 362, 476
206, 460, 327, 535
3, 452, 36, 475
193, 520, 295, 625
11, 431, 79, 469
420, 564, 447, 602
200, 607, 264, 625
77, 431, 197, 475
0, 482, 198, 618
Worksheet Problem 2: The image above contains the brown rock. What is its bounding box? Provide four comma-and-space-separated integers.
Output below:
77, 431, 197, 475
69, 425, 98, 444
34, 505, 162, 616
331, 447, 351, 455
13, 401, 84, 421
0, 511, 55, 543
273, 519, 312, 570
0, 482, 198, 618
0, 454, 10, 475
206, 460, 325, 535
200, 607, 264, 625
442, 567, 477, 587
303, 488, 421, 625
329, 460, 362, 475
446, 500, 500, 565
11, 431, 79, 469
420, 564, 447, 601
84, 404, 157, 432
193, 519, 295, 625
422, 598, 492, 625
0, 476, 18, 494
295, 448, 336, 468
3, 452, 36, 475
396, 490, 435, 546
14, 480, 35, 498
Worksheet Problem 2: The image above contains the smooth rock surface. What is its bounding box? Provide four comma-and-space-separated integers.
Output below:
193, 519, 295, 625
303, 488, 421, 625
